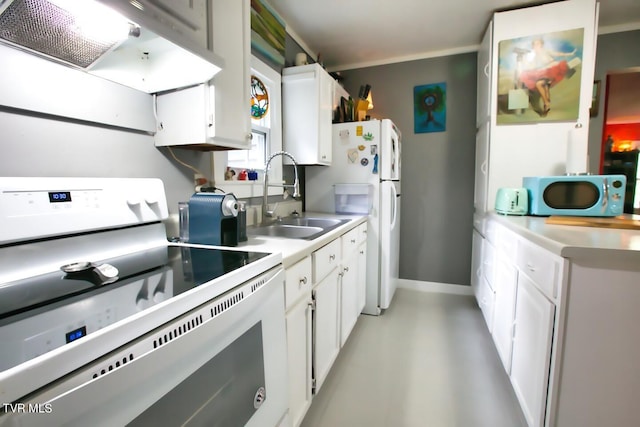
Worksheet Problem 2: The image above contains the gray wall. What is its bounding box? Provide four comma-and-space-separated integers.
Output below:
337, 30, 640, 287
589, 30, 640, 173
340, 53, 477, 286
0, 109, 210, 224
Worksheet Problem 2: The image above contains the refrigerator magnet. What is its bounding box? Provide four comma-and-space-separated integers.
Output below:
358, 144, 366, 151
372, 154, 379, 174
360, 158, 369, 166
370, 145, 378, 155
347, 148, 359, 163
363, 132, 374, 141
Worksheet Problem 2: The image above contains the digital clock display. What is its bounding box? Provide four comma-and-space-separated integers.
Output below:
65, 326, 87, 343
48, 191, 72, 203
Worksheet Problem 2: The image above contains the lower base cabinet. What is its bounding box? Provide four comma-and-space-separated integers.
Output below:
340, 252, 358, 347
474, 219, 557, 427
284, 222, 368, 426
285, 297, 313, 427
312, 267, 340, 393
510, 273, 555, 427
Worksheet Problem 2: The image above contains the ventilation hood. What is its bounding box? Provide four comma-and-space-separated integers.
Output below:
0, 0, 224, 93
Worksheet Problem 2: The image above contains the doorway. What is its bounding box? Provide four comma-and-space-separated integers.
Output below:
600, 69, 640, 213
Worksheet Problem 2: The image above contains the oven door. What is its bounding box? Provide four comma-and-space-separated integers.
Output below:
1, 267, 289, 427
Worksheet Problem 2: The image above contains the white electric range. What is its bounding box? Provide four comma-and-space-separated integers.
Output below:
0, 177, 289, 427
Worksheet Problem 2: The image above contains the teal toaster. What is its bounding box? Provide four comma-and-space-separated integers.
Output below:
495, 188, 528, 215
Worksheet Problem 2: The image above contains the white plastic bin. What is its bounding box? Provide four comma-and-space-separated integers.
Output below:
334, 184, 374, 214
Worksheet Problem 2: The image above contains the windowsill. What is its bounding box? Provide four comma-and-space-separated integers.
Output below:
217, 180, 283, 199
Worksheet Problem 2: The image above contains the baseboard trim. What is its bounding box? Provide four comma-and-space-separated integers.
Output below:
397, 279, 474, 296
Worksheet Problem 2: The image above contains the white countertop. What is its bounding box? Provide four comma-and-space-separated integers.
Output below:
483, 212, 640, 264
237, 212, 367, 268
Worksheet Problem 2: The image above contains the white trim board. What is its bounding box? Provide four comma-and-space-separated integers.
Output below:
397, 279, 473, 296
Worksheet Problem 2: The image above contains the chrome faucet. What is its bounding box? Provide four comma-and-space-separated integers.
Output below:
262, 151, 301, 224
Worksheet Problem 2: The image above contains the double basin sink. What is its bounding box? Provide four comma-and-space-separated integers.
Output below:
248, 216, 351, 240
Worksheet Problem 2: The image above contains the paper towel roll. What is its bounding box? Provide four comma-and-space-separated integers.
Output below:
566, 126, 588, 175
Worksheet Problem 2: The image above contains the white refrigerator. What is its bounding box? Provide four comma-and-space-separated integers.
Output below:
306, 119, 401, 315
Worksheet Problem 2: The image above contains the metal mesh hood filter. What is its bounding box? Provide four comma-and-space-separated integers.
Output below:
0, 0, 121, 68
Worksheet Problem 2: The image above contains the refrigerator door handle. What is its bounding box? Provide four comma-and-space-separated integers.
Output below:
390, 183, 398, 229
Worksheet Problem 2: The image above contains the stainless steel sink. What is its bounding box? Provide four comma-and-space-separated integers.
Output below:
247, 217, 351, 240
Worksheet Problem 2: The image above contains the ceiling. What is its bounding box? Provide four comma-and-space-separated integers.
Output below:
267, 0, 640, 71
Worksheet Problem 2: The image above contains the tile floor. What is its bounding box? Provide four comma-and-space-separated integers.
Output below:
301, 288, 527, 427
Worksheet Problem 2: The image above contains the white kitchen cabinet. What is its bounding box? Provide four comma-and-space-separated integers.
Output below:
312, 267, 340, 393
284, 256, 313, 427
209, 0, 252, 148
470, 229, 484, 298
356, 222, 368, 313
100, 0, 209, 50
154, 0, 252, 150
339, 229, 359, 347
476, 21, 492, 128
283, 64, 334, 165
474, 0, 598, 212
510, 272, 555, 427
490, 255, 518, 373
285, 297, 313, 427
143, 0, 209, 49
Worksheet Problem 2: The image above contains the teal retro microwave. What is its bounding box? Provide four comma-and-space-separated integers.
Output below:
522, 175, 626, 217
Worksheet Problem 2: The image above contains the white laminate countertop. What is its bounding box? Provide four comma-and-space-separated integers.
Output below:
236, 212, 367, 268
481, 212, 640, 265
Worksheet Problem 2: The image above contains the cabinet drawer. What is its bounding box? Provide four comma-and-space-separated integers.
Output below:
516, 239, 559, 300
341, 228, 359, 258
313, 239, 341, 283
285, 256, 313, 311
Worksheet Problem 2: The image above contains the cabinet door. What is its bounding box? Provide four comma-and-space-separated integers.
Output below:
317, 69, 333, 164
474, 123, 490, 214
312, 268, 340, 393
491, 255, 518, 373
146, 0, 209, 49
210, 0, 252, 149
470, 230, 484, 297
283, 64, 334, 165
476, 21, 492, 127
286, 297, 313, 427
511, 273, 555, 427
357, 242, 367, 313
339, 253, 358, 347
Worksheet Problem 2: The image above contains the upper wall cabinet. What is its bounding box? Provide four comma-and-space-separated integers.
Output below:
283, 64, 335, 165
154, 0, 252, 150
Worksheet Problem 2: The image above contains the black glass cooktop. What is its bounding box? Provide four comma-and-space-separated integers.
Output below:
0, 245, 271, 372
0, 245, 270, 320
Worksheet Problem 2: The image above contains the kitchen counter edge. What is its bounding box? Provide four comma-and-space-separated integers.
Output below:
237, 213, 367, 268
477, 212, 640, 268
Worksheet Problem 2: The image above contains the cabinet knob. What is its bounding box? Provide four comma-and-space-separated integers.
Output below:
299, 276, 308, 285
359, 250, 364, 254
350, 239, 356, 243
343, 266, 349, 272
526, 262, 537, 272
247, 133, 253, 140
329, 254, 335, 261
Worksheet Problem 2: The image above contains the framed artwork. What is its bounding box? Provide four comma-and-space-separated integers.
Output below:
250, 0, 286, 68
414, 82, 446, 133
590, 80, 601, 117
496, 28, 584, 125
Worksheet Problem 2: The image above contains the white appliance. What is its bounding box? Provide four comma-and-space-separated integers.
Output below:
306, 119, 401, 315
0, 177, 289, 427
